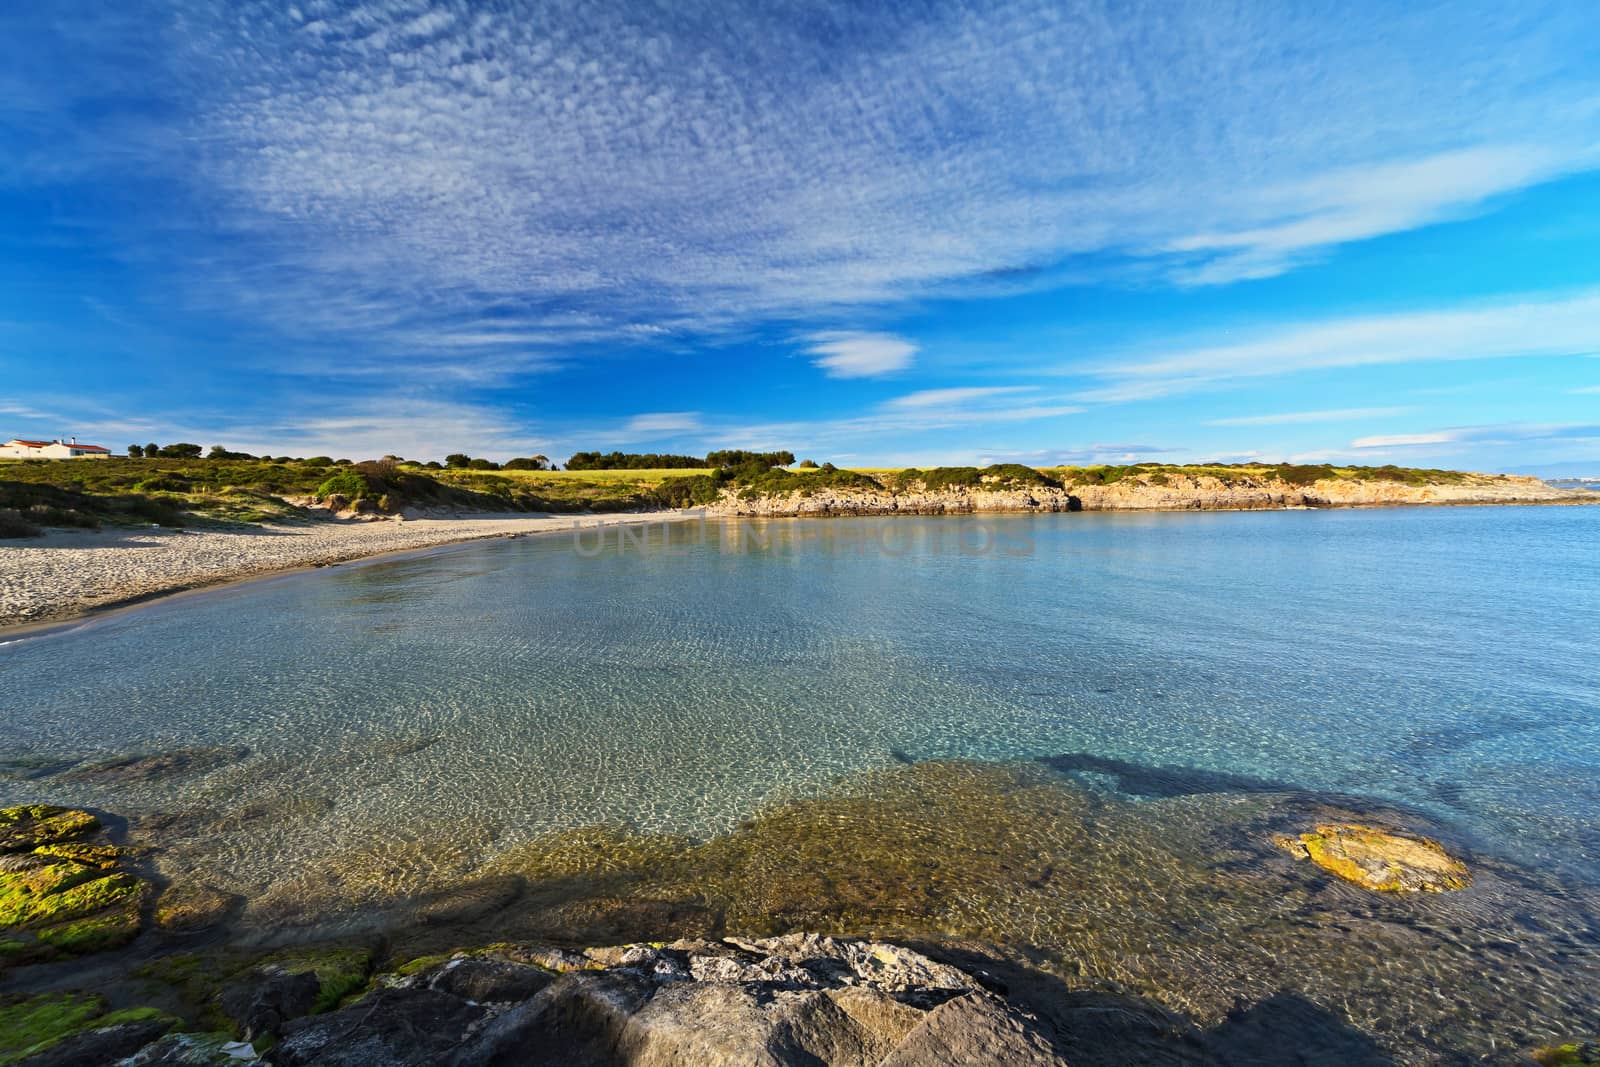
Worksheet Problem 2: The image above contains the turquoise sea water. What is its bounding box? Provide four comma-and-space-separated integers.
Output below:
2, 506, 1598, 895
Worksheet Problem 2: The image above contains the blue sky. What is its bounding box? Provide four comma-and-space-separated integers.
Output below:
2, 1, 1599, 472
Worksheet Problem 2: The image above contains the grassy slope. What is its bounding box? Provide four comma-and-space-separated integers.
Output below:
0, 458, 697, 535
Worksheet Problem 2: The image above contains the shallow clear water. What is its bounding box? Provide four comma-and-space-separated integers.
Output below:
2, 507, 1598, 890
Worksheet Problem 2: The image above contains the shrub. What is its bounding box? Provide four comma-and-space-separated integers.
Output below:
652, 475, 724, 508
127, 445, 143, 458
798, 459, 819, 469
303, 456, 334, 468
467, 458, 500, 470
980, 464, 1061, 488
315, 471, 369, 502
0, 509, 41, 538
445, 453, 471, 468
156, 443, 203, 459
133, 477, 190, 493
1274, 464, 1336, 487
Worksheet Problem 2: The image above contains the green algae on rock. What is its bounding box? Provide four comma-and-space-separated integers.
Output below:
0, 992, 175, 1066
0, 805, 98, 852
0, 805, 146, 966
1274, 823, 1471, 893
1535, 1041, 1600, 1066
141, 941, 376, 1039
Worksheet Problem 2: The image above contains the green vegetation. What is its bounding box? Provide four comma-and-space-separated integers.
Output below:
0, 993, 174, 1065
0, 452, 1498, 535
566, 450, 709, 470
654, 461, 881, 507
890, 464, 1062, 491
138, 942, 375, 1033
565, 449, 795, 470
0, 806, 145, 968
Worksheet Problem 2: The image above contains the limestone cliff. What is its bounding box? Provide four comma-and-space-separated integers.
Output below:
705, 471, 1593, 517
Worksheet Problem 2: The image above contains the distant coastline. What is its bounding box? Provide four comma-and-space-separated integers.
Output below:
703, 468, 1598, 517
3, 457, 1595, 632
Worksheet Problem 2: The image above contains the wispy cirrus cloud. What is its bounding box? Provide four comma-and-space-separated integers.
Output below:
1349, 422, 1600, 453
884, 386, 1035, 409
1075, 288, 1600, 402
1207, 407, 1414, 427
1350, 432, 1460, 449
622, 412, 703, 436
804, 332, 918, 379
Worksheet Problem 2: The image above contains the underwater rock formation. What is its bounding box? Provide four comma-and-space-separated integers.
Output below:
1274, 823, 1471, 893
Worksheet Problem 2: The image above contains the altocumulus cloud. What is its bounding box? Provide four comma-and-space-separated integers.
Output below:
7, 0, 1599, 367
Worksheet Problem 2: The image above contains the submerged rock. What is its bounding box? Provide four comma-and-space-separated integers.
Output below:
1274, 823, 1471, 892
0, 805, 146, 965
156, 883, 240, 932
61, 745, 250, 785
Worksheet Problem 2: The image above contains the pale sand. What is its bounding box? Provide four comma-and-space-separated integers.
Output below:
0, 511, 694, 630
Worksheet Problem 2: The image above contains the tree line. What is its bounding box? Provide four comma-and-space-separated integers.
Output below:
564, 449, 795, 470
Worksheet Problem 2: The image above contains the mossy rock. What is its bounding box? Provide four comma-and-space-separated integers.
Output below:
0, 806, 98, 852
0, 805, 146, 966
1535, 1041, 1600, 1066
1275, 823, 1471, 892
0, 992, 175, 1066
144, 942, 375, 1033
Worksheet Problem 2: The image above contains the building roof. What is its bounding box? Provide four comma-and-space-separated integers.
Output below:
4, 439, 111, 452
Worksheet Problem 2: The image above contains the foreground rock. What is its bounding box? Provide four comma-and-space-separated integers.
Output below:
0, 804, 146, 965
1274, 823, 1471, 892
270, 934, 1067, 1066
0, 991, 177, 1066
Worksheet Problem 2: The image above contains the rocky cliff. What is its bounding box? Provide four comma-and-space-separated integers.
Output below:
705, 471, 1591, 517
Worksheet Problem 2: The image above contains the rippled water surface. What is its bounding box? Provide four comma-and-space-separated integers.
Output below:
6, 508, 1598, 876
5, 507, 1600, 1059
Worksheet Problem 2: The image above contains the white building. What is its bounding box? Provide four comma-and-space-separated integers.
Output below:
0, 437, 113, 459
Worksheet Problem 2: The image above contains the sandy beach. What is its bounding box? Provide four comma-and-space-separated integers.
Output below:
0, 511, 691, 630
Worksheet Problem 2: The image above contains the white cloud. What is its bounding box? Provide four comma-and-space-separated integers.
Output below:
1166, 146, 1572, 285
1569, 385, 1600, 394
804, 332, 918, 378
885, 386, 1036, 409
1351, 432, 1459, 449
623, 412, 702, 435
1207, 406, 1414, 426
1077, 288, 1600, 401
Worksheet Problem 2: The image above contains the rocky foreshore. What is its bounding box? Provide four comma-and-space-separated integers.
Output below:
4, 794, 1598, 1065
705, 471, 1593, 517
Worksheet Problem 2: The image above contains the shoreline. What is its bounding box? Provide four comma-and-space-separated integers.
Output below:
0, 509, 698, 637
3, 495, 1596, 636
